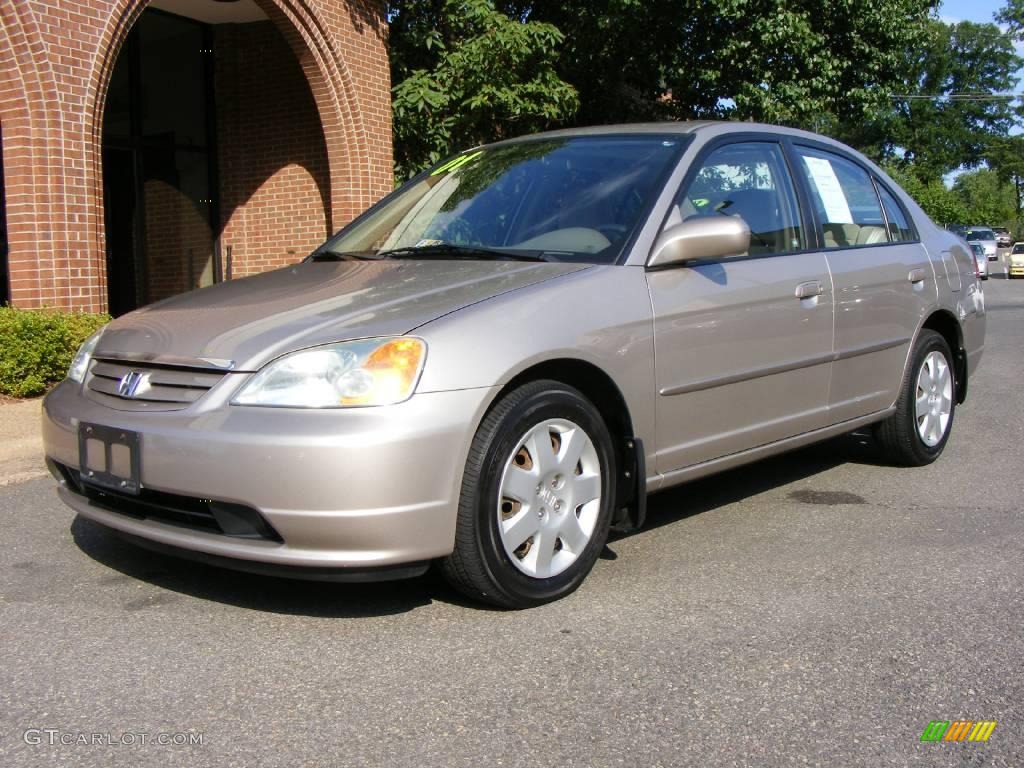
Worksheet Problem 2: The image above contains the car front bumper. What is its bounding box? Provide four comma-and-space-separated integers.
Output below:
1009, 262, 1024, 276
42, 378, 499, 575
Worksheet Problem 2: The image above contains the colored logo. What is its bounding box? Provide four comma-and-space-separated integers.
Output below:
920, 720, 997, 742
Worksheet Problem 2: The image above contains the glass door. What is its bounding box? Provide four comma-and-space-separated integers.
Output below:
102, 8, 219, 315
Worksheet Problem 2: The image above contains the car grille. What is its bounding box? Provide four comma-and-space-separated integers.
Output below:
86, 359, 227, 411
52, 461, 282, 542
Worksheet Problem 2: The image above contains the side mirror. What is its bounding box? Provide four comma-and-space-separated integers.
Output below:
647, 216, 751, 269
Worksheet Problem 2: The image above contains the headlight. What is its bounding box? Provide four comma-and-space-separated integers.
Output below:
232, 337, 426, 408
67, 329, 105, 383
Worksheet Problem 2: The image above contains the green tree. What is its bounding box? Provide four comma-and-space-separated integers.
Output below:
997, 0, 1024, 36
952, 168, 1016, 226
516, 0, 935, 131
986, 134, 1024, 236
389, 0, 578, 179
864, 19, 1022, 180
885, 165, 968, 225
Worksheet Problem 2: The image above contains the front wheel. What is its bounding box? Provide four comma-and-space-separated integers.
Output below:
442, 380, 616, 608
874, 330, 956, 466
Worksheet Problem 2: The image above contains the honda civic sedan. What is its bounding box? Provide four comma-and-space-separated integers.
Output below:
965, 227, 999, 261
43, 123, 986, 608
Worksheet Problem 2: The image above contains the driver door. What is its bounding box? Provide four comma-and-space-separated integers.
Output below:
646, 139, 835, 475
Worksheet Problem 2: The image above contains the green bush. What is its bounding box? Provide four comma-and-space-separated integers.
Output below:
0, 307, 110, 397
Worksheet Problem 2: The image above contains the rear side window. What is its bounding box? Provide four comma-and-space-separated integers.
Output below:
876, 183, 915, 242
674, 142, 804, 255
796, 147, 887, 249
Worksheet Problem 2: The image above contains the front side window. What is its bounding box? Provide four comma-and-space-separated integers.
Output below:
797, 147, 888, 249
672, 142, 803, 255
320, 136, 685, 264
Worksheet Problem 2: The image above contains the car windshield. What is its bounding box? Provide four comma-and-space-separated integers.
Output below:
315, 136, 687, 264
970, 243, 984, 255
966, 229, 995, 241
1013, 244, 1024, 254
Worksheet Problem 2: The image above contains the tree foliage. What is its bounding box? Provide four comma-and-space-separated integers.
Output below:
885, 165, 969, 226
985, 134, 1024, 235
389, 0, 578, 179
855, 19, 1022, 180
519, 0, 935, 131
387, 0, 1024, 205
952, 168, 1017, 226
997, 0, 1024, 37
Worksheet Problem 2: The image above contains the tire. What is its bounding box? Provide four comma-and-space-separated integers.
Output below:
874, 330, 956, 467
441, 380, 616, 608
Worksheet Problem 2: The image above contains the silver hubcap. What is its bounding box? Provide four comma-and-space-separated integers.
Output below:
915, 351, 952, 447
496, 419, 601, 579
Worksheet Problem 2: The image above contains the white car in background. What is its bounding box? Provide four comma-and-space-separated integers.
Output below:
965, 227, 998, 261
968, 242, 989, 280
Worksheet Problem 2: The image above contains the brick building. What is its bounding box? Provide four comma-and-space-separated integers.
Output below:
0, 0, 392, 315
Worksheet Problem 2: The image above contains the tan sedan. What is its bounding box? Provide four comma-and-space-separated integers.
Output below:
43, 123, 985, 607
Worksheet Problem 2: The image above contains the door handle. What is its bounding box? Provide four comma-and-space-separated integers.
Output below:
908, 268, 926, 283
795, 280, 823, 299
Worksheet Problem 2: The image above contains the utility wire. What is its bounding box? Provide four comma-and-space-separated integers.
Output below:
891, 93, 1024, 100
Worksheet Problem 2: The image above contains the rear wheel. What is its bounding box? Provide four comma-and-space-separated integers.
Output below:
442, 380, 616, 608
874, 330, 956, 466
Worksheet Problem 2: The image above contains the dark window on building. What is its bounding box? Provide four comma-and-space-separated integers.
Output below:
102, 9, 219, 316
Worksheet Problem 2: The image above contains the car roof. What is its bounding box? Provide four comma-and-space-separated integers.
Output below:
481, 121, 855, 150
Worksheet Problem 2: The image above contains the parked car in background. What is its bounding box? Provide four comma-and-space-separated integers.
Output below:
969, 242, 989, 280
965, 227, 999, 261
1010, 243, 1024, 279
41, 123, 987, 607
992, 227, 1013, 249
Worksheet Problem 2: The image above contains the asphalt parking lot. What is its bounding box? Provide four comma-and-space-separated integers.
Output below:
1, 276, 1021, 768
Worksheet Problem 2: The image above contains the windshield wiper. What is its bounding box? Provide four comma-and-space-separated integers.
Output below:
376, 243, 555, 262
306, 249, 384, 262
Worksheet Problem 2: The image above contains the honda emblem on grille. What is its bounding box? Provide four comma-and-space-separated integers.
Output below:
117, 370, 147, 398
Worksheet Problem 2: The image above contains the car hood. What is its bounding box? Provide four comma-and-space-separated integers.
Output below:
94, 259, 588, 371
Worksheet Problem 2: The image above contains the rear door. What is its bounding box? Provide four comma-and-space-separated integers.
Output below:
647, 139, 834, 474
789, 143, 935, 423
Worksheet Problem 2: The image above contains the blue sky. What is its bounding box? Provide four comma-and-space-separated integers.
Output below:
939, 0, 1005, 23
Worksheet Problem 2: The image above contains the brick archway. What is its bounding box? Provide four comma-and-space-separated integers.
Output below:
0, 0, 391, 312
0, 0, 71, 307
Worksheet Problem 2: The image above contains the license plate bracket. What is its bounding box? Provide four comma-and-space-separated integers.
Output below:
78, 423, 141, 495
